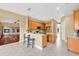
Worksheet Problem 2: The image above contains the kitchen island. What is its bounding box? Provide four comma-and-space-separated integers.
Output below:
34, 33, 47, 50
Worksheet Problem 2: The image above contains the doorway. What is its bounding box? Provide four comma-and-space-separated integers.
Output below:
56, 23, 62, 48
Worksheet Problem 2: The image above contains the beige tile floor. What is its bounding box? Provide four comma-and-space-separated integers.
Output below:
0, 40, 78, 56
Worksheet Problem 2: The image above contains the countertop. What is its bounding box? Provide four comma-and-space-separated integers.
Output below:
68, 33, 79, 39
46, 33, 56, 35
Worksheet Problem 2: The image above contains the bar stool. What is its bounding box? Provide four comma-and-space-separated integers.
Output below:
23, 34, 35, 48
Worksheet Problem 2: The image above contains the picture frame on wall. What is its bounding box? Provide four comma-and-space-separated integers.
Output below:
12, 29, 15, 33
4, 29, 10, 33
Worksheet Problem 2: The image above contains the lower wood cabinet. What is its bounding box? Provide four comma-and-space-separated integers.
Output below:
67, 38, 79, 53
42, 35, 47, 48
47, 34, 56, 43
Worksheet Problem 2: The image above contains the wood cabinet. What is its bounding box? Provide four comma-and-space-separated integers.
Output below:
40, 23, 45, 30
28, 20, 37, 30
28, 20, 45, 30
45, 20, 57, 33
42, 35, 47, 48
67, 38, 79, 53
47, 34, 56, 43
74, 10, 79, 30
45, 21, 51, 27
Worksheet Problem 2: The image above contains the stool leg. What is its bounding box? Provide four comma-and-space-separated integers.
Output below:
27, 39, 29, 47
23, 39, 25, 44
32, 40, 34, 48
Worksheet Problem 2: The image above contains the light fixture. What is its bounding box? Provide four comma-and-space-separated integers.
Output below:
65, 3, 69, 5
56, 6, 60, 10
50, 17, 53, 19
27, 8, 31, 11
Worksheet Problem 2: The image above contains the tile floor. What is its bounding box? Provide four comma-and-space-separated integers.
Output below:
0, 40, 78, 56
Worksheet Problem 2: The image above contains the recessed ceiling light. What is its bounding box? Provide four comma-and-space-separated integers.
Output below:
50, 17, 53, 19
56, 6, 60, 10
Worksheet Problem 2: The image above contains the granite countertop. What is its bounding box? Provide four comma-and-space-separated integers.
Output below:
68, 33, 79, 39
46, 33, 56, 35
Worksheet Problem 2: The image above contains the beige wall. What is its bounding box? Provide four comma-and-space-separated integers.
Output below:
19, 16, 28, 42
0, 9, 22, 19
0, 9, 28, 42
1, 22, 19, 27
61, 15, 74, 40
51, 19, 57, 34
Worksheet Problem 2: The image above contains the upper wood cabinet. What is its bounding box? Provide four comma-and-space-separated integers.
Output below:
45, 21, 51, 27
45, 20, 57, 33
28, 20, 37, 30
74, 10, 79, 30
28, 20, 45, 30
40, 23, 45, 30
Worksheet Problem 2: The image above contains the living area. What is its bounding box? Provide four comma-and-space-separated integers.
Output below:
0, 3, 79, 56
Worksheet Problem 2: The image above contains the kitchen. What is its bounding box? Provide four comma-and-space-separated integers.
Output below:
24, 16, 57, 50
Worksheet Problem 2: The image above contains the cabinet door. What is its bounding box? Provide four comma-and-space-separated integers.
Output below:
42, 35, 47, 48
52, 35, 56, 43
47, 35, 52, 42
28, 20, 37, 30
40, 23, 45, 30
31, 21, 37, 30
48, 34, 56, 43
67, 38, 79, 53
28, 20, 45, 30
74, 10, 79, 30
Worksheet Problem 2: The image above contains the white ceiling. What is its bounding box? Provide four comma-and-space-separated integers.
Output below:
0, 3, 79, 22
